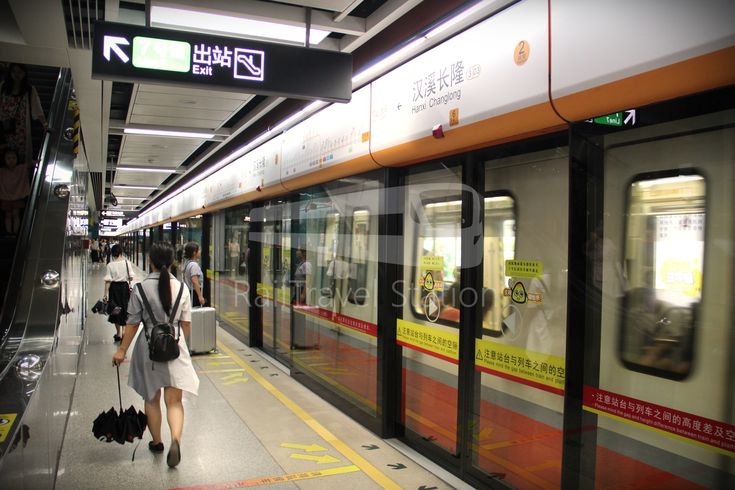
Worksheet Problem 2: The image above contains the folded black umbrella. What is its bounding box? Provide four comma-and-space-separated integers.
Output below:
92, 366, 147, 450
120, 405, 147, 443
91, 299, 107, 314
92, 407, 120, 442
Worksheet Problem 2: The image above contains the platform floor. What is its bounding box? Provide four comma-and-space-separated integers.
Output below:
55, 261, 469, 490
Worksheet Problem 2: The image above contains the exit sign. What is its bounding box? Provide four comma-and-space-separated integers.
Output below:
92, 22, 352, 103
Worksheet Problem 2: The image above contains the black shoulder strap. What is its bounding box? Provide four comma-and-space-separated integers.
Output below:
137, 281, 185, 340
136, 283, 157, 343
125, 260, 131, 280
169, 282, 184, 339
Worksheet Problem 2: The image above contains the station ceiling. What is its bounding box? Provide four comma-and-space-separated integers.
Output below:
1, 0, 471, 216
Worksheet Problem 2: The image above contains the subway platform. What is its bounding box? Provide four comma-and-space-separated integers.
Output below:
54, 260, 470, 490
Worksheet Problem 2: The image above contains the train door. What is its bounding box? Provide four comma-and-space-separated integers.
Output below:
472, 148, 569, 487
400, 163, 464, 455
257, 201, 292, 363
212, 206, 251, 340
586, 105, 735, 487
398, 141, 570, 486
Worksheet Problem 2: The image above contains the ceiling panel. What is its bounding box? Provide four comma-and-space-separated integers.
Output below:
134, 89, 252, 110
110, 187, 160, 198
115, 171, 172, 186
127, 114, 230, 128
130, 104, 234, 120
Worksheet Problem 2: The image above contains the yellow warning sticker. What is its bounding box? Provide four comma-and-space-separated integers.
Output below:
505, 260, 543, 278
257, 282, 273, 299
475, 339, 565, 394
0, 413, 17, 443
421, 255, 444, 269
420, 256, 444, 291
397, 319, 459, 363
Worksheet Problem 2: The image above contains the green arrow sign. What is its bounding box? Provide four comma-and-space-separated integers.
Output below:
132, 37, 191, 72
593, 112, 622, 126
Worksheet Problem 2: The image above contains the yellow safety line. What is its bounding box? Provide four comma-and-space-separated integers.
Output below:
216, 342, 402, 490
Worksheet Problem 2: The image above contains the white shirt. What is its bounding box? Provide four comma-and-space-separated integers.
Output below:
104, 258, 133, 283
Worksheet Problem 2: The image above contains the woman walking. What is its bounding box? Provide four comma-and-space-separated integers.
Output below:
103, 244, 133, 342
112, 242, 199, 468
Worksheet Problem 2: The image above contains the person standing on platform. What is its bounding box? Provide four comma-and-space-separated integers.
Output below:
0, 147, 30, 235
0, 63, 47, 163
182, 241, 206, 307
112, 242, 199, 468
103, 244, 133, 342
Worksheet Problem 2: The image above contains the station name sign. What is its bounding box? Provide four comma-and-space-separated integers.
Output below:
92, 22, 352, 103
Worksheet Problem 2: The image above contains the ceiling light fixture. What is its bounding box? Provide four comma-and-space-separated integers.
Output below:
116, 166, 177, 173
123, 128, 215, 139
113, 184, 159, 191
150, 6, 330, 45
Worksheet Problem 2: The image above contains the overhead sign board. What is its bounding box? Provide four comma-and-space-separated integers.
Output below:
92, 22, 353, 103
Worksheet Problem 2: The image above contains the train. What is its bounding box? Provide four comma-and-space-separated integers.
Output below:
115, 0, 735, 487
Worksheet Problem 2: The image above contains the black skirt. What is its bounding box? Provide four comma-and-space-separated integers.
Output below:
107, 281, 130, 325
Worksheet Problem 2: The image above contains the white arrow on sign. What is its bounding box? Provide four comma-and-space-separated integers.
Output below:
624, 109, 636, 125
104, 36, 130, 63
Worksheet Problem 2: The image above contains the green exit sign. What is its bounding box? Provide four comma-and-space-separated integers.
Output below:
593, 112, 622, 126
132, 37, 191, 72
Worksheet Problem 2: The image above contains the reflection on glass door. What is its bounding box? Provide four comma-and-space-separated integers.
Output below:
472, 149, 568, 488
214, 206, 251, 339
259, 219, 277, 357
400, 165, 462, 454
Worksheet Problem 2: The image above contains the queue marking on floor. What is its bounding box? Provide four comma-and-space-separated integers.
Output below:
169, 465, 361, 490
197, 368, 245, 374
216, 342, 403, 490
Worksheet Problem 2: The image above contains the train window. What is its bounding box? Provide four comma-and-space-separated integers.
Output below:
482, 194, 516, 336
411, 198, 462, 324
620, 173, 705, 379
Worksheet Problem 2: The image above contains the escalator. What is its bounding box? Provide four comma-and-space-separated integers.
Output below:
0, 68, 88, 488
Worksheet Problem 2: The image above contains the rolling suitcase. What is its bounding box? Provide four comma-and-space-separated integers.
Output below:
188, 307, 216, 354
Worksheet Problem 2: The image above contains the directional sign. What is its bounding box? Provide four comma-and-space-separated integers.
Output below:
92, 22, 352, 103
586, 109, 637, 127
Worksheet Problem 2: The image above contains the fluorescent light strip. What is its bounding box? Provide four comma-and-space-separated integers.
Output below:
113, 185, 159, 190
150, 6, 330, 45
116, 166, 176, 173
124, 128, 214, 139
351, 38, 426, 85
425, 0, 490, 39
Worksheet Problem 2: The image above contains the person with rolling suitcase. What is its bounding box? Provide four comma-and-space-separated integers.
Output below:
182, 241, 216, 354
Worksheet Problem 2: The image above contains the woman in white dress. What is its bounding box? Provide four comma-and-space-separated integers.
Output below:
102, 244, 133, 342
112, 242, 200, 468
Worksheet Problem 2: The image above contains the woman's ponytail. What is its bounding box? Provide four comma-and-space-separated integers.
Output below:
149, 242, 174, 315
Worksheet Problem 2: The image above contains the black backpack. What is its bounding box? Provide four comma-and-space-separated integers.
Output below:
137, 282, 184, 363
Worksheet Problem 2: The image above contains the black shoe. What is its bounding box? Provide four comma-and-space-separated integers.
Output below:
148, 441, 164, 453
113, 335, 122, 343
167, 440, 181, 468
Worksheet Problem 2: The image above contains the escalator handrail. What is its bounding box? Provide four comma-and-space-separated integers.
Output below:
0, 68, 72, 359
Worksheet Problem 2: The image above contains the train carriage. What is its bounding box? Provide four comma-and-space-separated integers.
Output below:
117, 0, 735, 487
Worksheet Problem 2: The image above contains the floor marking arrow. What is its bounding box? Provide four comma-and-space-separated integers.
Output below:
280, 443, 327, 452
222, 372, 248, 384
290, 453, 341, 464
103, 36, 130, 63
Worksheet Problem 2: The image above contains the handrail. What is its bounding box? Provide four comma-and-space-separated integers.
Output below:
0, 68, 71, 368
